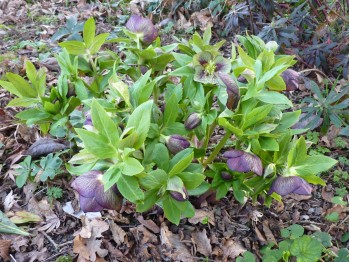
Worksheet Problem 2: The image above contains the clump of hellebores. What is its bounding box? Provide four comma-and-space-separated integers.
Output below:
71, 171, 122, 212
281, 69, 299, 91
223, 150, 263, 176
166, 135, 190, 154
185, 112, 202, 130
125, 14, 158, 45
268, 176, 312, 196
193, 51, 231, 84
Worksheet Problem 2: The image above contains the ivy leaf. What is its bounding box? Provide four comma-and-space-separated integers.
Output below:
290, 236, 322, 262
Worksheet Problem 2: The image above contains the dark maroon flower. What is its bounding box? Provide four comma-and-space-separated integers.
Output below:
237, 75, 248, 83
166, 135, 190, 155
169, 188, 189, 202
268, 176, 312, 196
223, 150, 263, 176
126, 15, 158, 45
71, 171, 123, 212
221, 171, 233, 181
185, 113, 202, 130
217, 72, 240, 110
281, 69, 299, 91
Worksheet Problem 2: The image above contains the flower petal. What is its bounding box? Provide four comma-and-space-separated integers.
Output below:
193, 51, 212, 66
95, 183, 123, 211
79, 196, 104, 212
213, 56, 231, 73
71, 171, 102, 198
223, 150, 245, 158
194, 65, 213, 84
268, 176, 312, 196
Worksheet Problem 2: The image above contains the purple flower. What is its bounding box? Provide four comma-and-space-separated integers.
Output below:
71, 171, 123, 212
185, 113, 202, 130
193, 51, 231, 84
217, 72, 240, 110
268, 176, 313, 196
84, 111, 92, 126
221, 171, 233, 181
223, 150, 263, 176
126, 15, 158, 45
166, 135, 190, 155
281, 69, 299, 91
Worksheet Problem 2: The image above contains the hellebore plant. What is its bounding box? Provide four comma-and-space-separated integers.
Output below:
3, 17, 340, 225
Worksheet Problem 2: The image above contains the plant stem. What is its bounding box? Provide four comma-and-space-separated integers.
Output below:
203, 130, 232, 166
200, 120, 217, 163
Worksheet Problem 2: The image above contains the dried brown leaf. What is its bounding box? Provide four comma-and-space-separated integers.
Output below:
262, 220, 277, 245
137, 216, 160, 233
0, 240, 11, 261
160, 223, 193, 262
188, 209, 215, 225
24, 138, 69, 157
191, 229, 212, 257
222, 239, 247, 261
109, 220, 126, 246
37, 214, 60, 233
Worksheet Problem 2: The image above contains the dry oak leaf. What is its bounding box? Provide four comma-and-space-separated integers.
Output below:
0, 240, 11, 261
191, 229, 212, 257
109, 220, 126, 246
223, 239, 247, 261
23, 138, 70, 158
160, 223, 193, 262
188, 209, 215, 225
137, 216, 160, 234
74, 218, 109, 261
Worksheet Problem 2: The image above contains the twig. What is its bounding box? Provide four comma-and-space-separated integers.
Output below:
10, 254, 17, 262
42, 231, 59, 250
246, 0, 255, 35
299, 68, 335, 86
58, 240, 74, 248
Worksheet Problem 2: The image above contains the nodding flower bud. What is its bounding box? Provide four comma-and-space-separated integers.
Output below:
126, 15, 158, 45
268, 176, 312, 196
223, 150, 263, 176
221, 171, 233, 181
169, 188, 189, 202
71, 171, 123, 212
185, 113, 202, 130
281, 69, 299, 91
166, 135, 190, 155
217, 72, 240, 110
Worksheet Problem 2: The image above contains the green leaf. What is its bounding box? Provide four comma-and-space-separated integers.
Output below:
83, 17, 95, 47
162, 195, 181, 225
260, 137, 279, 151
257, 91, 293, 107
119, 100, 153, 149
312, 232, 332, 248
163, 90, 179, 127
6, 72, 37, 98
218, 118, 243, 137
166, 176, 184, 195
237, 45, 255, 67
26, 60, 46, 97
169, 148, 194, 177
118, 175, 144, 203
242, 104, 273, 130
334, 248, 349, 262
293, 155, 337, 177
7, 97, 40, 107
273, 110, 301, 133
287, 137, 307, 167
75, 128, 117, 159
177, 172, 205, 189
168, 66, 195, 77
91, 99, 119, 145
266, 75, 286, 91
281, 224, 304, 239
16, 109, 51, 125
139, 169, 168, 190
130, 69, 152, 107
59, 41, 86, 55
152, 143, 170, 171
0, 80, 22, 97
172, 52, 192, 66
102, 164, 122, 191
89, 33, 109, 55
0, 210, 30, 236
290, 236, 322, 262
136, 189, 159, 212
122, 157, 144, 176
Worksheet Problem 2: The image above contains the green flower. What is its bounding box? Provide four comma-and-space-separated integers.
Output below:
193, 51, 231, 84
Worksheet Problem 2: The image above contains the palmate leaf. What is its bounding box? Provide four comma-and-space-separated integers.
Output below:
0, 210, 29, 236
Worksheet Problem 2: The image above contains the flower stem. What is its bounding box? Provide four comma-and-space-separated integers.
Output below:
203, 130, 232, 166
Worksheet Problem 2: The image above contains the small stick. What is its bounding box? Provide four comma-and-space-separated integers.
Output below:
10, 254, 17, 262
299, 68, 334, 86
42, 231, 59, 250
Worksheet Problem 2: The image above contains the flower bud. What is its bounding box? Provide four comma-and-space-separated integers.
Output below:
217, 72, 240, 110
221, 171, 233, 181
268, 176, 312, 196
166, 135, 190, 155
223, 150, 263, 176
126, 15, 158, 45
185, 113, 202, 130
71, 171, 123, 212
281, 69, 299, 91
169, 188, 189, 202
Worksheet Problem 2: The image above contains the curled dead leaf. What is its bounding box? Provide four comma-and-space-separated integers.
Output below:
0, 240, 11, 261
23, 138, 70, 158
191, 229, 212, 257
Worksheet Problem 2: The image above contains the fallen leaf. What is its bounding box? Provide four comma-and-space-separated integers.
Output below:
188, 209, 215, 225
109, 220, 126, 246
222, 239, 247, 261
130, 225, 158, 245
137, 216, 160, 234
191, 229, 212, 257
0, 210, 29, 236
9, 210, 42, 224
3, 190, 18, 212
262, 220, 277, 245
321, 187, 334, 202
74, 218, 109, 261
0, 240, 11, 261
37, 214, 60, 233
23, 138, 69, 157
160, 223, 193, 262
